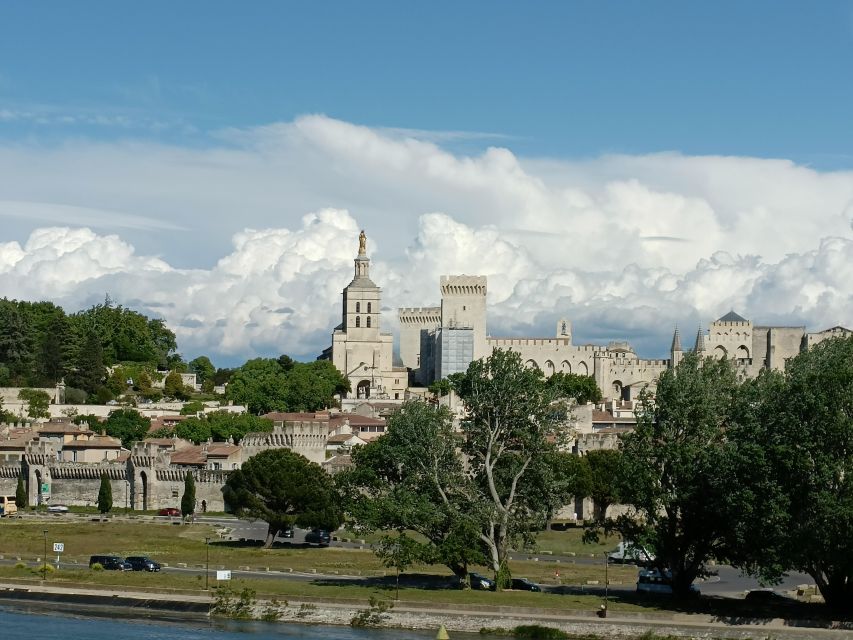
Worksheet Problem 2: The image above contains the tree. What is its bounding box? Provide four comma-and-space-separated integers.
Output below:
454, 349, 576, 588
15, 475, 27, 509
18, 388, 51, 420
223, 448, 342, 548
225, 358, 289, 414
729, 336, 853, 610
609, 353, 740, 598
375, 532, 422, 600
68, 327, 106, 395
180, 400, 205, 416
283, 361, 349, 411
164, 371, 191, 400
97, 472, 113, 514
189, 356, 216, 385
181, 471, 196, 518
104, 408, 150, 448
341, 401, 484, 583
546, 372, 602, 404
585, 449, 622, 521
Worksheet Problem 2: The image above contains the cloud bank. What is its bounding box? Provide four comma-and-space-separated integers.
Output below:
0, 115, 852, 363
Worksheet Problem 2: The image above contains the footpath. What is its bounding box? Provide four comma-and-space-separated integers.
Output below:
0, 580, 852, 639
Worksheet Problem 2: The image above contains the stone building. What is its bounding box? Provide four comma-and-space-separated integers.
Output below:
320, 231, 407, 400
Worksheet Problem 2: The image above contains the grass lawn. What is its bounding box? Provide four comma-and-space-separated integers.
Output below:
0, 520, 636, 586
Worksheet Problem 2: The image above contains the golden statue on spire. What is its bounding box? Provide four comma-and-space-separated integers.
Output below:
358, 229, 367, 256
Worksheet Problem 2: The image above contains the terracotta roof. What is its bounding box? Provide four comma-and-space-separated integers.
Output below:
169, 446, 207, 465
115, 451, 130, 463
206, 444, 241, 457
38, 424, 94, 435
63, 435, 123, 449
328, 414, 385, 430
327, 433, 364, 444
143, 438, 184, 446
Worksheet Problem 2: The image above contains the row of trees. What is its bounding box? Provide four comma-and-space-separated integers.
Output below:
0, 297, 178, 392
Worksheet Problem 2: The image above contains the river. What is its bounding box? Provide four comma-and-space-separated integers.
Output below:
0, 605, 450, 639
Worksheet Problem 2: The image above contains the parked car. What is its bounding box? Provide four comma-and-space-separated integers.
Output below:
744, 589, 794, 604
469, 572, 496, 591
511, 577, 541, 592
636, 569, 699, 596
126, 556, 161, 572
158, 507, 181, 517
304, 529, 331, 546
47, 504, 69, 513
89, 555, 132, 571
279, 526, 294, 539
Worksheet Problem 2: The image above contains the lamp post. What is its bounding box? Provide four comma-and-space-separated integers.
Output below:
205, 537, 210, 590
42, 530, 48, 581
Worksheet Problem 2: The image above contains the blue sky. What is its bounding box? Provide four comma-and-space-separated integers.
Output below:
2, 2, 853, 165
1, 2, 853, 365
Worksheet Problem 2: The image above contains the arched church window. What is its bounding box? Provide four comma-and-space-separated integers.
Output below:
355, 316, 361, 328
356, 302, 360, 313
367, 302, 371, 313
367, 316, 372, 328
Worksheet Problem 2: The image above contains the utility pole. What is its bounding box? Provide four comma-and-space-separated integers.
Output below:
42, 530, 48, 581
205, 537, 210, 590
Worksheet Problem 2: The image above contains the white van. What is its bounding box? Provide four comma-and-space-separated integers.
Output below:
608, 541, 654, 566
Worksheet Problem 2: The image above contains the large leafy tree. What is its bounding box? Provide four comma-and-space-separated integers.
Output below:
341, 401, 484, 582
284, 361, 350, 411
585, 449, 622, 522
67, 327, 106, 395
611, 353, 740, 598
729, 336, 853, 610
104, 408, 151, 448
189, 356, 216, 385
223, 448, 342, 547
18, 388, 51, 419
225, 358, 289, 414
150, 412, 273, 444
546, 372, 602, 404
454, 349, 576, 588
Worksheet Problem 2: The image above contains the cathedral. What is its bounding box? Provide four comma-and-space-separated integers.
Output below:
326, 232, 851, 402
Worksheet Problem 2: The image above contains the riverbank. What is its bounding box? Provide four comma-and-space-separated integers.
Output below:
1, 580, 851, 639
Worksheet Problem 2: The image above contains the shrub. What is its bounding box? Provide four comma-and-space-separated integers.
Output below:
350, 596, 393, 627
91, 562, 104, 571
32, 564, 55, 576
513, 626, 569, 640
14, 562, 27, 570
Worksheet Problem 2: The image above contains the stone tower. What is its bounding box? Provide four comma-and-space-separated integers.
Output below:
439, 275, 488, 361
670, 327, 683, 368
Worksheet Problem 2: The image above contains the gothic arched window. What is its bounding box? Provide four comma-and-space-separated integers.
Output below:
366, 316, 372, 328
367, 302, 372, 313
356, 302, 360, 313
355, 316, 361, 328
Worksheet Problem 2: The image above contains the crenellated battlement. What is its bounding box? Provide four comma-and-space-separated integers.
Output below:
50, 463, 126, 480
398, 307, 441, 324
440, 275, 487, 297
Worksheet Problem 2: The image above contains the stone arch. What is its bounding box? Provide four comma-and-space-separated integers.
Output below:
578, 361, 589, 375
714, 345, 728, 360
612, 380, 623, 397
139, 470, 149, 511
355, 316, 361, 328
544, 360, 555, 376
366, 316, 372, 328
560, 360, 572, 373
524, 359, 539, 370
736, 345, 749, 360
356, 380, 371, 399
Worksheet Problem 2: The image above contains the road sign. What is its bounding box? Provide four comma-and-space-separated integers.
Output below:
216, 570, 231, 581
41, 483, 49, 494
53, 543, 64, 553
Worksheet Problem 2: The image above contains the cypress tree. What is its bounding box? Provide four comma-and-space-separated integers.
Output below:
181, 471, 196, 517
97, 472, 113, 514
15, 475, 27, 509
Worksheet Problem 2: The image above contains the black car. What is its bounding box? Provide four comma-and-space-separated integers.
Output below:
89, 555, 131, 571
469, 572, 496, 591
511, 577, 541, 592
304, 529, 331, 546
126, 556, 161, 572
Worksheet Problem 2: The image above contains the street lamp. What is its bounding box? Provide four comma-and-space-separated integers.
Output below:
205, 537, 210, 590
42, 530, 48, 581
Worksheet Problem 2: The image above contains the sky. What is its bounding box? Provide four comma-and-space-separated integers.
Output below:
1, 2, 853, 366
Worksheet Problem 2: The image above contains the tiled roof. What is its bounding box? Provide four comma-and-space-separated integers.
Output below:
63, 435, 123, 449
169, 447, 207, 465
327, 433, 363, 444
38, 424, 94, 435
262, 412, 331, 422
206, 444, 241, 457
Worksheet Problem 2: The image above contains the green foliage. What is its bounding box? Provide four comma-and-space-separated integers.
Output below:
211, 585, 256, 619
97, 472, 113, 514
18, 388, 50, 419
90, 562, 104, 571
104, 408, 151, 448
609, 353, 740, 598
456, 349, 577, 587
340, 401, 485, 581
513, 625, 569, 639
180, 400, 205, 415
375, 531, 422, 599
64, 387, 88, 404
350, 596, 394, 627
181, 471, 196, 516
73, 413, 103, 430
15, 475, 27, 509
153, 411, 272, 444
584, 449, 622, 521
225, 357, 350, 415
728, 336, 853, 610
546, 372, 602, 404
67, 328, 106, 395
188, 356, 216, 385
428, 378, 452, 397
164, 371, 191, 400
223, 448, 343, 547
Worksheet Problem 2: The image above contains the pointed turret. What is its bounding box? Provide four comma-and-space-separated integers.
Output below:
671, 327, 682, 352
670, 326, 683, 368
695, 327, 706, 353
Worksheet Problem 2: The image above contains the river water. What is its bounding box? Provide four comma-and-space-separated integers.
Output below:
0, 605, 448, 640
